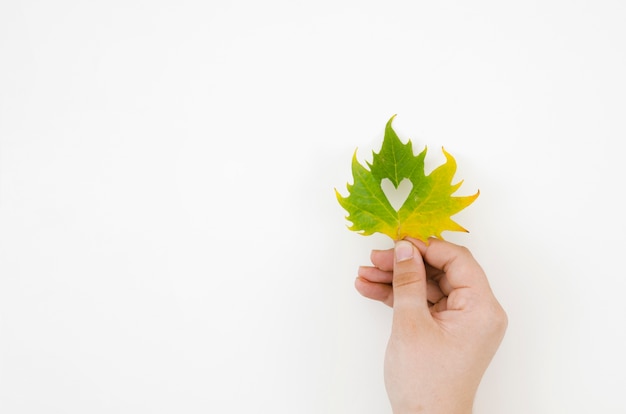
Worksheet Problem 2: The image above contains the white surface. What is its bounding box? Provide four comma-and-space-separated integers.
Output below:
1, 1, 625, 413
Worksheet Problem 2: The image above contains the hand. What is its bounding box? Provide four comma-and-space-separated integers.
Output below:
356, 238, 507, 414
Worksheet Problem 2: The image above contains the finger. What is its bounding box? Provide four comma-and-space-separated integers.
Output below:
370, 248, 394, 271
357, 266, 393, 284
424, 262, 444, 282
427, 279, 445, 304
354, 277, 393, 307
422, 238, 490, 291
405, 237, 444, 280
404, 237, 428, 253
430, 296, 448, 313
391, 240, 431, 329
436, 273, 454, 296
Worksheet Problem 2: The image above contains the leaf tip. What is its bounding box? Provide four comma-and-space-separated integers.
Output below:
440, 146, 454, 160
385, 114, 398, 130
334, 187, 343, 200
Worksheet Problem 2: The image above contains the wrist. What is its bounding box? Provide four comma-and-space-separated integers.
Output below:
393, 407, 472, 414
392, 399, 473, 414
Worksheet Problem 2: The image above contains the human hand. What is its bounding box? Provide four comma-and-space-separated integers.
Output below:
356, 238, 507, 414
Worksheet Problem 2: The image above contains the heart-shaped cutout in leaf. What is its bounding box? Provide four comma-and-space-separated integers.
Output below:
380, 178, 413, 212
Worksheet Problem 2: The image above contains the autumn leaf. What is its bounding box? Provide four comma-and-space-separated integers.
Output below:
335, 115, 479, 241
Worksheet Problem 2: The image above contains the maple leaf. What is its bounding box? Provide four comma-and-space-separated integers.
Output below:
335, 115, 479, 241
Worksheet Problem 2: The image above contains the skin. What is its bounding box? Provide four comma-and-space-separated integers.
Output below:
355, 238, 508, 414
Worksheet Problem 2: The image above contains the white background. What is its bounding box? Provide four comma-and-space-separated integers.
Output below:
1, 1, 625, 413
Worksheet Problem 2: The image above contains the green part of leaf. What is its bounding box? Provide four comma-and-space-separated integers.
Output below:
335, 151, 398, 237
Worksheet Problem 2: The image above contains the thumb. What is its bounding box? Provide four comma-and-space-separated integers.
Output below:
392, 240, 431, 329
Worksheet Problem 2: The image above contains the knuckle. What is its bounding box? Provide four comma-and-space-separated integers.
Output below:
486, 301, 508, 335
495, 305, 509, 332
457, 245, 471, 256
393, 271, 424, 287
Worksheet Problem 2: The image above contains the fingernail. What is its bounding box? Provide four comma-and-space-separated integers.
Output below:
395, 241, 414, 262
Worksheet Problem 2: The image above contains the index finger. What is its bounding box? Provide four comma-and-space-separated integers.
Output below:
417, 238, 491, 291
